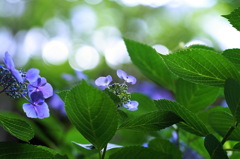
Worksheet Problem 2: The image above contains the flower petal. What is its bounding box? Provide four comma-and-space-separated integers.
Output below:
75, 71, 88, 80
3, 52, 15, 70
35, 102, 50, 119
39, 83, 53, 98
125, 75, 137, 85
95, 75, 112, 87
11, 68, 23, 83
23, 103, 38, 118
26, 68, 40, 83
117, 69, 127, 80
124, 101, 138, 111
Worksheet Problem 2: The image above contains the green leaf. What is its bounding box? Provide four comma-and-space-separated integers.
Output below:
57, 90, 69, 102
162, 48, 240, 87
233, 143, 240, 149
124, 39, 175, 91
109, 146, 171, 159
208, 107, 240, 141
0, 112, 34, 142
188, 44, 216, 51
65, 80, 118, 150
223, 7, 240, 32
148, 138, 182, 159
204, 134, 229, 159
0, 142, 55, 159
224, 78, 240, 122
222, 49, 240, 69
119, 111, 182, 131
155, 99, 209, 136
176, 79, 219, 112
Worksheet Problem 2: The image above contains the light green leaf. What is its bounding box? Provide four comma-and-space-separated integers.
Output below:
124, 39, 175, 91
223, 7, 240, 32
0, 142, 55, 159
162, 48, 240, 87
109, 146, 170, 159
188, 44, 216, 51
222, 49, 240, 69
176, 78, 220, 112
204, 134, 229, 159
148, 138, 182, 159
208, 107, 240, 141
155, 99, 209, 136
224, 78, 240, 122
0, 112, 34, 142
65, 80, 118, 150
119, 111, 181, 131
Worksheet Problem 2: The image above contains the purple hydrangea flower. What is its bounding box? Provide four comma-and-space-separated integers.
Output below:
25, 68, 40, 83
23, 91, 50, 119
48, 93, 65, 115
95, 75, 112, 89
3, 52, 23, 83
123, 100, 138, 111
117, 69, 136, 85
28, 77, 53, 99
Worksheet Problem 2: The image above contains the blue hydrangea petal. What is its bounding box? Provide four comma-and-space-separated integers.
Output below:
125, 75, 137, 85
39, 83, 53, 98
35, 102, 50, 119
95, 75, 112, 87
124, 101, 138, 111
23, 103, 38, 118
62, 73, 74, 81
3, 52, 15, 70
11, 68, 24, 83
75, 71, 88, 80
26, 68, 40, 83
117, 69, 127, 80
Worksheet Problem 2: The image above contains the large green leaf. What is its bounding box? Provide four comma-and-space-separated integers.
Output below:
119, 111, 181, 131
208, 107, 240, 141
204, 134, 229, 159
109, 146, 170, 159
222, 49, 240, 69
155, 99, 209, 136
224, 78, 240, 122
223, 7, 240, 32
148, 138, 182, 159
124, 39, 175, 91
0, 142, 55, 159
162, 48, 240, 87
176, 79, 219, 112
0, 112, 34, 142
65, 80, 118, 150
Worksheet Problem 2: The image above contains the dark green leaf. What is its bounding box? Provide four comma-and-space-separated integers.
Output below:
155, 99, 209, 136
176, 79, 219, 112
57, 90, 69, 102
233, 143, 240, 149
162, 48, 240, 87
148, 138, 182, 159
222, 49, 240, 69
0, 142, 55, 159
119, 111, 181, 131
124, 39, 175, 91
109, 146, 170, 159
208, 107, 240, 141
224, 78, 240, 122
222, 7, 240, 32
0, 112, 34, 142
65, 80, 118, 150
204, 134, 229, 159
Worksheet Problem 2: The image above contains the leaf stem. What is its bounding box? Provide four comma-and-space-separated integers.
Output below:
101, 144, 108, 159
221, 121, 238, 145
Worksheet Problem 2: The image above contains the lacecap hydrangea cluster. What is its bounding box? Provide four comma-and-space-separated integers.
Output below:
95, 69, 138, 111
0, 52, 53, 119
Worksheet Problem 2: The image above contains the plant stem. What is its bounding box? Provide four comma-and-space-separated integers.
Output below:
98, 151, 102, 159
221, 122, 238, 145
101, 144, 108, 159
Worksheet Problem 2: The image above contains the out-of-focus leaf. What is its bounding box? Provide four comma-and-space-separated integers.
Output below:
0, 112, 34, 142
155, 99, 209, 136
176, 79, 219, 112
162, 48, 240, 87
119, 111, 181, 131
124, 39, 175, 91
204, 134, 229, 159
65, 80, 118, 150
222, 49, 240, 69
223, 7, 240, 32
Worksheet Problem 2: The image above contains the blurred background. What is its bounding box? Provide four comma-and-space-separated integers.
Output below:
0, 0, 240, 158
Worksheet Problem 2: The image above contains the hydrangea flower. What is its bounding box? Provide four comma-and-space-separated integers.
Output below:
23, 91, 49, 119
117, 69, 136, 85
0, 52, 53, 119
3, 52, 23, 83
95, 69, 138, 111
